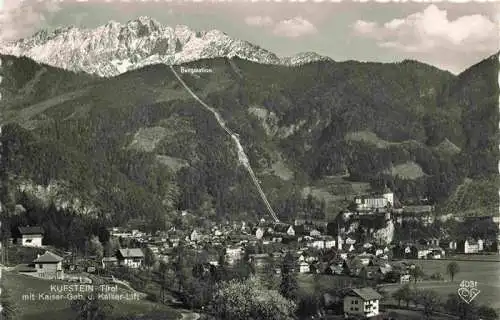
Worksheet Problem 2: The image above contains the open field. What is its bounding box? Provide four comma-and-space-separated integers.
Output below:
297, 274, 458, 320
3, 271, 180, 320
381, 308, 455, 320
297, 258, 499, 315
383, 259, 500, 312
444, 254, 500, 262
384, 161, 426, 180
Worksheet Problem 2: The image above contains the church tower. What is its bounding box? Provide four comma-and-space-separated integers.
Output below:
382, 185, 394, 207
336, 223, 343, 251
337, 235, 343, 251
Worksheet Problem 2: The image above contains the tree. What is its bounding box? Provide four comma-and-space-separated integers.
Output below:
260, 259, 279, 290
158, 261, 172, 304
172, 244, 190, 292
477, 305, 499, 320
445, 294, 478, 320
296, 293, 323, 319
311, 273, 322, 294
87, 235, 104, 260
144, 247, 157, 270
214, 249, 229, 283
359, 267, 368, 286
391, 288, 404, 307
211, 276, 296, 320
279, 253, 299, 301
409, 265, 424, 283
392, 284, 413, 308
104, 238, 120, 257
446, 261, 460, 282
279, 272, 299, 301
444, 293, 499, 320
183, 277, 215, 309
217, 249, 227, 268
233, 259, 254, 281
281, 252, 295, 274
70, 294, 113, 320
415, 289, 440, 320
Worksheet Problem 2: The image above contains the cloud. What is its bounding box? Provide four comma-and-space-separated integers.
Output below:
352, 5, 498, 73
352, 20, 377, 34
244, 15, 317, 38
244, 16, 274, 27
272, 17, 318, 38
0, 0, 62, 43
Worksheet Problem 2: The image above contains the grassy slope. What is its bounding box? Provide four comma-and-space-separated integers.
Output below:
3, 271, 180, 320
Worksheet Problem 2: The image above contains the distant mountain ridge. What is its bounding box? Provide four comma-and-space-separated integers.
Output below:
0, 16, 331, 77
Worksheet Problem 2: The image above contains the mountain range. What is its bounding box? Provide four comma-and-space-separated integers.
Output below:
0, 18, 498, 242
0, 16, 330, 77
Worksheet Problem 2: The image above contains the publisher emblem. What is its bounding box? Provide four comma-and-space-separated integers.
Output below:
457, 280, 480, 304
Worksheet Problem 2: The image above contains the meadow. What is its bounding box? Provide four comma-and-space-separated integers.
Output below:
385, 259, 500, 312
296, 258, 500, 316
3, 270, 180, 320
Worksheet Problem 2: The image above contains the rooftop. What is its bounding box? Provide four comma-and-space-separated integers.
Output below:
102, 257, 118, 262
19, 226, 44, 235
33, 251, 63, 263
118, 248, 145, 258
347, 287, 382, 301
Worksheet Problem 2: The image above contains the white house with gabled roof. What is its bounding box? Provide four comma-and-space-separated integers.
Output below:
343, 287, 382, 318
33, 251, 64, 280
18, 226, 44, 247
116, 248, 144, 269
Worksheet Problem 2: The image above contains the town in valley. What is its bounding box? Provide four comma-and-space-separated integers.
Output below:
0, 2, 498, 320
5, 188, 500, 320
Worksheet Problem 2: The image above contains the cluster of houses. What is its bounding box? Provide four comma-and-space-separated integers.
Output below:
13, 203, 498, 279
16, 248, 147, 281
10, 187, 500, 287
393, 237, 497, 258
97, 215, 466, 284
7, 188, 500, 320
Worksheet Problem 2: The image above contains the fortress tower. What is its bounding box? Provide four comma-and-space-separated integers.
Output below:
382, 186, 394, 207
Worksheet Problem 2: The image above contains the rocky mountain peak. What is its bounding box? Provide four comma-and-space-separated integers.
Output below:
0, 16, 331, 77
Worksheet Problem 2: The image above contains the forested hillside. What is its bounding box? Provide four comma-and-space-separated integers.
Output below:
0, 53, 497, 250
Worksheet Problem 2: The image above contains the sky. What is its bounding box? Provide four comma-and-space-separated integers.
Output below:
0, 0, 498, 74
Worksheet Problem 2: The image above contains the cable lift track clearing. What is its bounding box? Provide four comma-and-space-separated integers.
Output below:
169, 65, 280, 223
